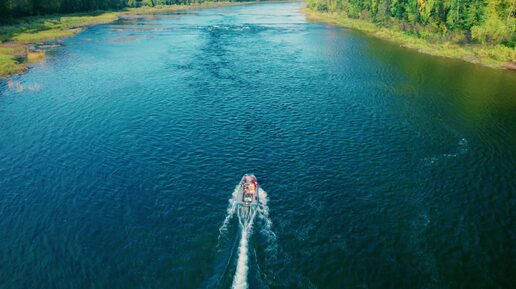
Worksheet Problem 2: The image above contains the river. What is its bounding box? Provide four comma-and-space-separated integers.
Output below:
0, 2, 515, 289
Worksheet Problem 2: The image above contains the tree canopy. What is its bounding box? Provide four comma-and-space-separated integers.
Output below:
307, 0, 515, 46
0, 0, 237, 18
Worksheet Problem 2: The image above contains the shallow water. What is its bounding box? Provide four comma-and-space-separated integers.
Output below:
0, 2, 515, 289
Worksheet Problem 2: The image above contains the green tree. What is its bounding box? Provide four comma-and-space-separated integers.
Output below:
471, 0, 512, 44
305, 0, 514, 46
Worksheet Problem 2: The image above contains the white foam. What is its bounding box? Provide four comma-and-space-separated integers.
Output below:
232, 225, 252, 289
218, 185, 240, 240
229, 184, 278, 289
257, 188, 277, 244
424, 137, 469, 165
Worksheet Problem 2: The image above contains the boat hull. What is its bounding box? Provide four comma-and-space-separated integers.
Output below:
235, 174, 259, 230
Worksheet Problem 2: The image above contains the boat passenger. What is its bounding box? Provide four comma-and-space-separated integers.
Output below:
248, 183, 256, 194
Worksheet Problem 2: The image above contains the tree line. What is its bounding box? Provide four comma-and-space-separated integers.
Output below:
307, 0, 515, 46
0, 0, 233, 18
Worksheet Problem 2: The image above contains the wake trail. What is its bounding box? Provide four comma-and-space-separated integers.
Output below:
217, 185, 240, 247
221, 183, 279, 289
208, 184, 250, 289
257, 188, 277, 253
232, 224, 252, 289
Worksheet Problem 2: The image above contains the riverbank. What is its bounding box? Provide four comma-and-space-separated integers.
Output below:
302, 8, 516, 71
0, 2, 253, 78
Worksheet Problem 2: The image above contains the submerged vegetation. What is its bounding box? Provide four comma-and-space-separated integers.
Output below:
0, 1, 251, 78
305, 0, 515, 69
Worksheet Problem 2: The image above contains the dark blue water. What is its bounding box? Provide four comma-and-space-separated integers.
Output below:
1, 2, 515, 288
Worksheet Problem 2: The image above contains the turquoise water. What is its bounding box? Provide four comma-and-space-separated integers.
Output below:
0, 2, 515, 288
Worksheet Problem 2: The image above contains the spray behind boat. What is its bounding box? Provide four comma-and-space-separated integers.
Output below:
236, 174, 259, 230
211, 174, 276, 289
232, 174, 265, 289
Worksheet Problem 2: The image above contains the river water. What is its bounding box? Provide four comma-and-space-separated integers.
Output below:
0, 2, 515, 289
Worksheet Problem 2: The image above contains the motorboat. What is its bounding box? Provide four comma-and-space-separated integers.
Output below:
236, 174, 259, 230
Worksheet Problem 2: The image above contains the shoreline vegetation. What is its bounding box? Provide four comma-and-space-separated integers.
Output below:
0, 1, 253, 78
303, 0, 515, 71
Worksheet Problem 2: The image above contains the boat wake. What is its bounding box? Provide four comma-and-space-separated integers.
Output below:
231, 187, 279, 289
217, 185, 241, 248
212, 178, 278, 289
232, 221, 253, 289
257, 188, 277, 245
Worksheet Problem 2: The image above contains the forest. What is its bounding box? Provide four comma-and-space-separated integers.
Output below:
0, 0, 232, 18
306, 0, 515, 46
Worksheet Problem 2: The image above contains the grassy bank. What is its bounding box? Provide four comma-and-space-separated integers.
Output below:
0, 2, 253, 78
302, 8, 516, 70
